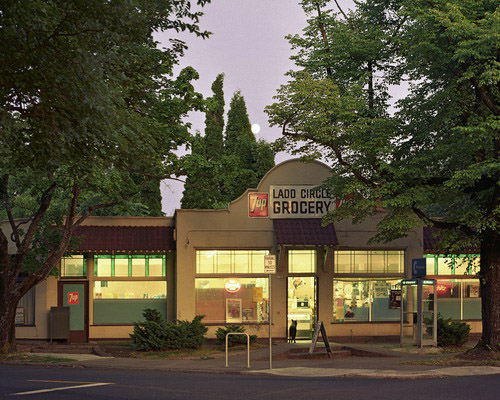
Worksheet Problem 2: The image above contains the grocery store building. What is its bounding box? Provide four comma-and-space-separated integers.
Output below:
14, 159, 481, 343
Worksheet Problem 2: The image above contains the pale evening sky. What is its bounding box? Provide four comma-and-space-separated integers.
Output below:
156, 1, 355, 215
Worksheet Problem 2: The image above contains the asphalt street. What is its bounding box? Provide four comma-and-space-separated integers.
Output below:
1, 365, 499, 399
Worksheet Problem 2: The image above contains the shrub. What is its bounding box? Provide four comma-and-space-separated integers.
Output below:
435, 314, 471, 347
130, 309, 208, 351
215, 325, 257, 346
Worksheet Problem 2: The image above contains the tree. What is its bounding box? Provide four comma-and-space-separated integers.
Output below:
182, 85, 275, 209
204, 74, 225, 161
267, 0, 499, 351
181, 74, 228, 209
0, 0, 210, 353
223, 91, 274, 201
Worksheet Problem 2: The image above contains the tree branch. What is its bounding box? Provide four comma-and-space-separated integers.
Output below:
1, 175, 21, 249
411, 206, 475, 237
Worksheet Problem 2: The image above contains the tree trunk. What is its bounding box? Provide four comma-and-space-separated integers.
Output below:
0, 292, 18, 354
479, 228, 500, 350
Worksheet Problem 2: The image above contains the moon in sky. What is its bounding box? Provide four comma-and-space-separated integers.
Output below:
251, 123, 261, 134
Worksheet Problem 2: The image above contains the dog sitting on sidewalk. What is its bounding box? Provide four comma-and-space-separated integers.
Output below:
288, 320, 297, 343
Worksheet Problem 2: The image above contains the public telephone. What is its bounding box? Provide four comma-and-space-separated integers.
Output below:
400, 279, 437, 347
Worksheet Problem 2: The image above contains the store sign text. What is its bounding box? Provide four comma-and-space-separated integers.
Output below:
269, 185, 336, 219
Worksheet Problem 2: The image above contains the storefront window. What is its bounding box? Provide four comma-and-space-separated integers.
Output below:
114, 257, 129, 277
288, 250, 316, 273
15, 286, 36, 326
333, 279, 401, 322
60, 255, 86, 277
93, 281, 166, 324
195, 278, 269, 323
424, 255, 481, 320
463, 280, 481, 319
436, 279, 461, 320
334, 251, 404, 274
196, 250, 269, 274
94, 255, 166, 277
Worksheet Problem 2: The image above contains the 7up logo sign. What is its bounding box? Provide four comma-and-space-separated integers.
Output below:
248, 193, 269, 218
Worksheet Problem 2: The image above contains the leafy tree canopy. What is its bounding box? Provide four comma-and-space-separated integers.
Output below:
0, 0, 211, 353
266, 0, 499, 350
182, 79, 275, 209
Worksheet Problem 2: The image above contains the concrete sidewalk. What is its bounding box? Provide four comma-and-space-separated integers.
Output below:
39, 342, 499, 379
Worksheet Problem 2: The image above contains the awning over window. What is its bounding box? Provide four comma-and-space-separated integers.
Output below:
273, 219, 338, 246
72, 226, 175, 253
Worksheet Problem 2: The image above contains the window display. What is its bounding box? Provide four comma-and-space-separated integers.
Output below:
195, 278, 268, 323
333, 279, 401, 322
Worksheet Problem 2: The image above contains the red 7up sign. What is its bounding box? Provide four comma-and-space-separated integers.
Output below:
248, 193, 268, 218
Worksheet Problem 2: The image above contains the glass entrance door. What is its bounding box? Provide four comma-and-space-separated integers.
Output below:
287, 276, 316, 340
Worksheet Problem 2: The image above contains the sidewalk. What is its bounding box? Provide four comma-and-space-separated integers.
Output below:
26, 342, 500, 379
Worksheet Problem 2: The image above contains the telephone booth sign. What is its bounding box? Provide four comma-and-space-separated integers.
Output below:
400, 279, 437, 347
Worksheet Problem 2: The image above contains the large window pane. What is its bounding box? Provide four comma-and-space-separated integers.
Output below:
234, 252, 249, 273
196, 250, 269, 274
16, 287, 35, 325
333, 280, 370, 322
114, 258, 129, 277
437, 257, 453, 275
335, 251, 404, 274
437, 280, 461, 319
195, 278, 269, 323
131, 258, 146, 277
61, 255, 86, 277
463, 280, 481, 319
95, 258, 112, 277
93, 281, 166, 324
370, 251, 385, 273
289, 250, 315, 273
371, 280, 401, 321
387, 251, 403, 273
148, 258, 163, 277
426, 257, 436, 275
217, 251, 232, 274
335, 251, 351, 273
353, 252, 368, 273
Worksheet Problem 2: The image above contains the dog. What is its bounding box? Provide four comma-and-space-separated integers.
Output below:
288, 320, 297, 343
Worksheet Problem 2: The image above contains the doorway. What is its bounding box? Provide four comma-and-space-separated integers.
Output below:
58, 281, 89, 343
287, 276, 317, 340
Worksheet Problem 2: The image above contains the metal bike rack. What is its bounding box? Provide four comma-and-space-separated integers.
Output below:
225, 333, 250, 368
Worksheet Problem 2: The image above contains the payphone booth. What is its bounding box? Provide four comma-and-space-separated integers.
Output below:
400, 279, 437, 347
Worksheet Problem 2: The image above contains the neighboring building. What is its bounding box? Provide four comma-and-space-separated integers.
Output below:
14, 159, 482, 343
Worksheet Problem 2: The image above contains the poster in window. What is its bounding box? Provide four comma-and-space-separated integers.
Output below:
389, 290, 402, 309
15, 307, 25, 324
374, 281, 390, 298
242, 308, 254, 321
226, 298, 242, 323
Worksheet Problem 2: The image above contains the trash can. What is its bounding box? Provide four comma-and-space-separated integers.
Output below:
49, 306, 70, 344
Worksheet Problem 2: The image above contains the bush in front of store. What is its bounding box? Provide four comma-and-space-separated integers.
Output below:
435, 314, 471, 347
215, 325, 257, 346
130, 309, 208, 351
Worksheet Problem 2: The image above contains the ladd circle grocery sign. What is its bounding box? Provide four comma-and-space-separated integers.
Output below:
248, 185, 336, 219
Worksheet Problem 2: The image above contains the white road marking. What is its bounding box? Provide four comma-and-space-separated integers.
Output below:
10, 382, 113, 396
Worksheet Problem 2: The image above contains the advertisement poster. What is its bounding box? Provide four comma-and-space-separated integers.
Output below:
389, 290, 402, 309
226, 298, 242, 323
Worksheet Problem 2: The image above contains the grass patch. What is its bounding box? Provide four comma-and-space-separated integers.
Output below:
0, 353, 77, 363
403, 356, 500, 367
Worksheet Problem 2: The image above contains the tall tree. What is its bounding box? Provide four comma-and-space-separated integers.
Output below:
181, 74, 228, 209
204, 74, 225, 161
182, 86, 275, 208
267, 0, 499, 352
0, 0, 210, 353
